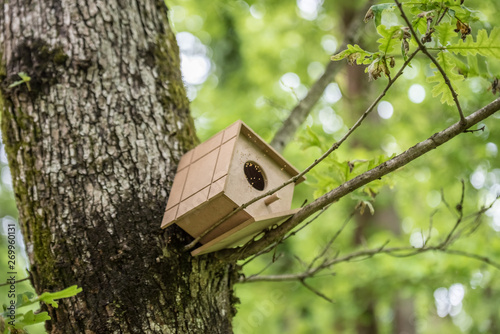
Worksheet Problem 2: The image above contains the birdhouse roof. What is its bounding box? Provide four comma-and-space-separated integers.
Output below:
179, 120, 305, 181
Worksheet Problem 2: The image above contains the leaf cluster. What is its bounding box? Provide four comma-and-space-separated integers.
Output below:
332, 0, 500, 104
299, 126, 394, 209
0, 285, 81, 333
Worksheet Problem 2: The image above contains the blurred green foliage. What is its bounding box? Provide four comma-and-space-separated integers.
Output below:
168, 0, 500, 333
0, 0, 499, 332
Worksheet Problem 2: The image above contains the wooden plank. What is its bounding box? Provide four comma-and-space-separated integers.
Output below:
191, 209, 299, 256
181, 149, 218, 200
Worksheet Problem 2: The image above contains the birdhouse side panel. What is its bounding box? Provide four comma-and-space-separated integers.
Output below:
225, 135, 295, 218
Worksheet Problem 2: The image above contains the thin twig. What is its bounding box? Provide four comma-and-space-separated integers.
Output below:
243, 253, 284, 281
436, 7, 449, 26
441, 180, 465, 246
293, 254, 308, 268
440, 189, 458, 218
300, 279, 334, 303
423, 210, 437, 247
241, 204, 332, 267
395, 0, 466, 124
0, 277, 30, 287
309, 210, 356, 269
283, 204, 332, 242
464, 125, 485, 133
445, 249, 500, 270
240, 241, 280, 267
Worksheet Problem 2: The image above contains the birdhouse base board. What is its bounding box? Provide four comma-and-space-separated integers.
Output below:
191, 208, 300, 256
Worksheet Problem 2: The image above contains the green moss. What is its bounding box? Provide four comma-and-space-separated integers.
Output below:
0, 99, 19, 172
154, 34, 189, 111
0, 54, 57, 288
2, 38, 69, 100
34, 224, 57, 283
153, 31, 199, 151
0, 52, 5, 124
53, 47, 69, 66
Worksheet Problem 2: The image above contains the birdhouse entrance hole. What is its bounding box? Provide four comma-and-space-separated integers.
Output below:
244, 161, 266, 191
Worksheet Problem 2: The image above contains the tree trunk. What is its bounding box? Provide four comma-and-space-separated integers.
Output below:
0, 1, 237, 333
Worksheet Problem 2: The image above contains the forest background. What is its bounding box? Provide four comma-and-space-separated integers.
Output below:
1, 0, 499, 333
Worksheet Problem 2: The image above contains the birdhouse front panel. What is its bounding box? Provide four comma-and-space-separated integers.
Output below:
224, 133, 296, 219
161, 120, 305, 249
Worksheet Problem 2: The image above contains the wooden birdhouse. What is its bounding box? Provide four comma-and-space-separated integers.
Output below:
161, 120, 305, 256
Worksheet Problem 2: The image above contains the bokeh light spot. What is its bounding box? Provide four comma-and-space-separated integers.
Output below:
321, 35, 338, 54
323, 83, 342, 104
377, 101, 394, 119
280, 72, 301, 91
408, 84, 426, 103
426, 190, 441, 208
297, 0, 323, 20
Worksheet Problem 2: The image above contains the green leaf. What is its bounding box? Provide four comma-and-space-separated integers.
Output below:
8, 80, 25, 89
299, 126, 327, 151
8, 72, 32, 91
14, 310, 51, 329
38, 285, 82, 308
445, 27, 500, 59
447, 3, 479, 23
364, 3, 396, 27
435, 23, 459, 47
427, 52, 464, 105
17, 72, 30, 81
329, 159, 349, 184
331, 44, 375, 65
466, 54, 479, 77
17, 292, 35, 307
412, 16, 427, 36
377, 25, 404, 55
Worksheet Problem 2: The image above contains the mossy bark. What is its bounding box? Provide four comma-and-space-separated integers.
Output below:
0, 0, 237, 332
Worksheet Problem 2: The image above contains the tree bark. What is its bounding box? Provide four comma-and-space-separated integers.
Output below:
0, 1, 237, 333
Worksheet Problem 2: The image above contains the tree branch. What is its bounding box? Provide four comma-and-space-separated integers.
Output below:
0, 277, 30, 287
240, 246, 500, 283
270, 0, 376, 153
217, 97, 500, 261
185, 48, 419, 251
239, 190, 498, 284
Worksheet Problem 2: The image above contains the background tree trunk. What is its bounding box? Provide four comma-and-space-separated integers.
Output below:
0, 0, 237, 332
